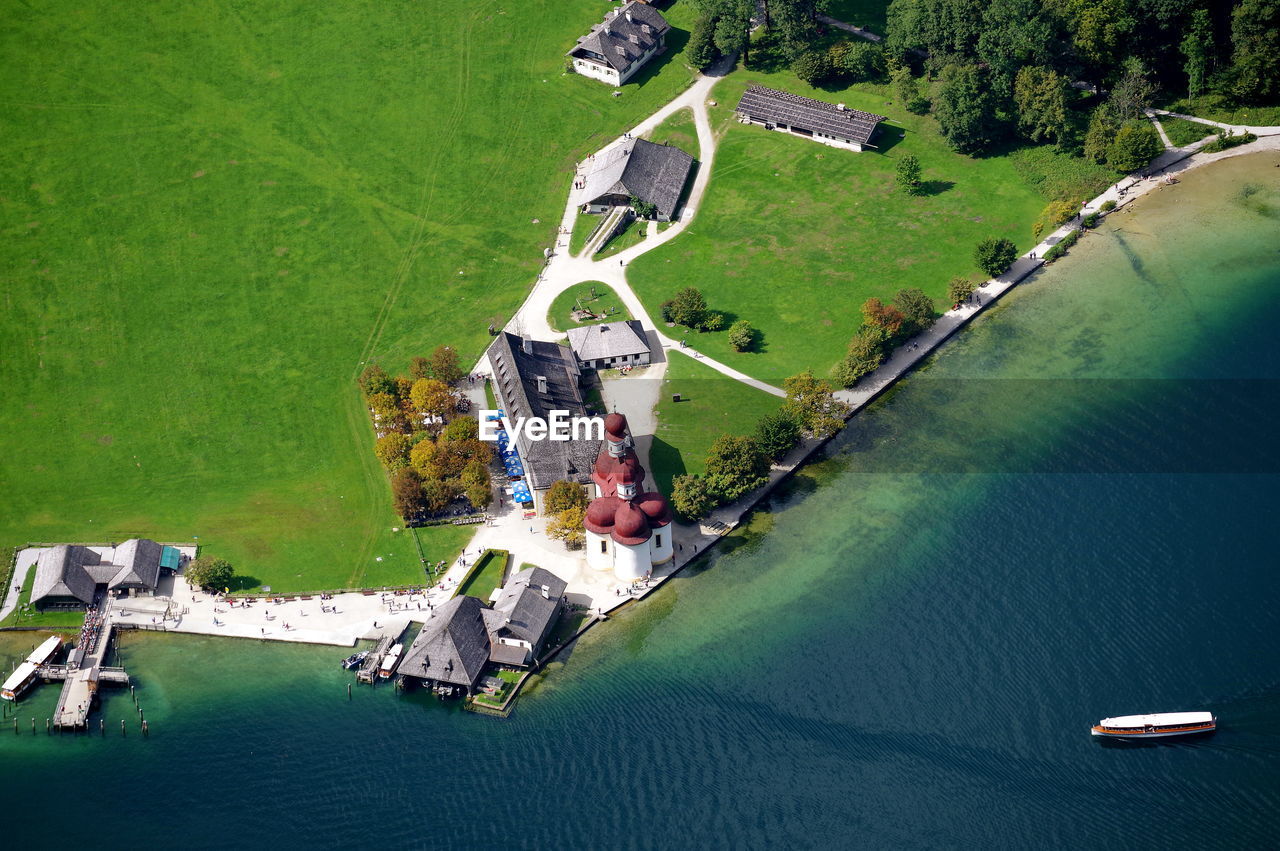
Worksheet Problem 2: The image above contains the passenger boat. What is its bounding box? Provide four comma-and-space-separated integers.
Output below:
341, 650, 369, 670
378, 644, 403, 679
1091, 711, 1216, 739
2, 635, 63, 701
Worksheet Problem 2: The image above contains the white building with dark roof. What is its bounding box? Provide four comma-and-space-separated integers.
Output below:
485, 566, 567, 666
575, 137, 694, 222
567, 1, 671, 86
736, 84, 887, 152
567, 320, 652, 370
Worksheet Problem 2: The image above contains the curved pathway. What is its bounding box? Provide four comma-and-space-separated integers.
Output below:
481, 55, 784, 398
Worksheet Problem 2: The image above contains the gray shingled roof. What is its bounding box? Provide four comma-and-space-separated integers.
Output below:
398, 596, 491, 689
490, 567, 566, 653
736, 84, 886, 145
486, 331, 599, 491
567, 320, 651, 363
575, 138, 694, 220
567, 1, 671, 72
31, 546, 97, 606
107, 539, 162, 589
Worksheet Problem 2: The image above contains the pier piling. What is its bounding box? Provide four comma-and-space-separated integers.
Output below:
348, 683, 352, 700
100, 718, 105, 736
46, 718, 50, 734
142, 720, 148, 737
121, 719, 126, 737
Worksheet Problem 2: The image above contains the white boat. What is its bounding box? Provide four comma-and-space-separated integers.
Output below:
2, 635, 63, 701
1091, 711, 1216, 739
378, 644, 403, 679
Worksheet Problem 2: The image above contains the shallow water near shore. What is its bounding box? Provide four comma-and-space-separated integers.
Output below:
2, 153, 1279, 848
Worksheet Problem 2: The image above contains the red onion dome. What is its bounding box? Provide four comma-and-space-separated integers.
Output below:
636, 492, 673, 527
592, 454, 645, 496
585, 496, 621, 535
604, 412, 629, 440
610, 499, 652, 545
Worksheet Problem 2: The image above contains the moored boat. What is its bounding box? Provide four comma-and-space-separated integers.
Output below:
341, 650, 369, 670
378, 644, 403, 679
1091, 711, 1216, 739
2, 635, 63, 701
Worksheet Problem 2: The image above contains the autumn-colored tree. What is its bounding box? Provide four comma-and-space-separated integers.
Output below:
410, 378, 454, 420
441, 417, 479, 443
428, 345, 465, 385
358, 363, 397, 399
547, 506, 586, 548
861, 297, 906, 338
375, 432, 413, 471
409, 356, 431, 380
391, 468, 427, 519
423, 475, 453, 513
409, 437, 438, 473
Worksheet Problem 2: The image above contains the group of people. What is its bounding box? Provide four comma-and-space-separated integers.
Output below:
78, 605, 104, 654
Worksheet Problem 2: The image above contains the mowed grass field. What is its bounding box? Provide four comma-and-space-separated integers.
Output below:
629, 71, 1114, 383
0, 0, 700, 591
649, 351, 784, 494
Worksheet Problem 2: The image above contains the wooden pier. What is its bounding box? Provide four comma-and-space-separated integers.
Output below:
356, 636, 393, 684
51, 602, 132, 730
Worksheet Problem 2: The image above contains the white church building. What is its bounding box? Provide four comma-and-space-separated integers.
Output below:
583, 413, 674, 580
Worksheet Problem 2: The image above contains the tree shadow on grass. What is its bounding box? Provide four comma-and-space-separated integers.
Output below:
228, 575, 262, 593
627, 26, 692, 91
919, 179, 955, 196
647, 434, 686, 496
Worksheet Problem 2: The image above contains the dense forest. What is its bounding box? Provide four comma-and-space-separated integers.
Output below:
690, 0, 1279, 162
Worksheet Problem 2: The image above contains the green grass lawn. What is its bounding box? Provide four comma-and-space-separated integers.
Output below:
548, 282, 633, 332
649, 351, 785, 493
569, 212, 594, 256
825, 0, 891, 32
645, 107, 698, 153
1, 566, 86, 629
628, 70, 1114, 383
1158, 95, 1280, 128
455, 548, 509, 601
598, 218, 650, 257
0, 0, 701, 592
1157, 115, 1216, 147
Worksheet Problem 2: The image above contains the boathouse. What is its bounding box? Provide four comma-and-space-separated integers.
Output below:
484, 331, 599, 514
397, 596, 492, 695
575, 138, 694, 222
735, 84, 886, 151
567, 1, 671, 87
567, 320, 652, 370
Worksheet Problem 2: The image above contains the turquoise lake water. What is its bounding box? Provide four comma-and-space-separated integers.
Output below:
2, 152, 1278, 848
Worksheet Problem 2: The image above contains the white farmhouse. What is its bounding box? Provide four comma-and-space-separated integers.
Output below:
567, 320, 652, 370
567, 1, 671, 86
736, 84, 887, 152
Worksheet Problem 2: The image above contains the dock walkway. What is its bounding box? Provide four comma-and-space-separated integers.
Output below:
52, 599, 131, 729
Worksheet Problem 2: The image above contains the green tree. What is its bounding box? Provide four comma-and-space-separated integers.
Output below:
423, 475, 453, 513
885, 0, 985, 62
947, 275, 977, 305
1180, 8, 1213, 101
895, 154, 924, 195
974, 236, 1018, 277
670, 474, 715, 520
791, 50, 831, 85
1032, 199, 1078, 238
782, 370, 846, 437
442, 416, 479, 442
1069, 0, 1135, 86
688, 14, 721, 70
358, 363, 397, 399
186, 556, 235, 592
892, 287, 936, 332
934, 64, 1002, 155
1107, 122, 1161, 172
753, 409, 803, 459
428, 345, 464, 385
410, 378, 454, 421
409, 356, 431, 380
833, 326, 886, 387
462, 458, 493, 510
630, 196, 658, 219
1083, 103, 1120, 163
891, 64, 929, 114
375, 432, 413, 471
835, 42, 886, 81
728, 319, 756, 351
1231, 0, 1280, 102
703, 435, 771, 502
1013, 66, 1071, 145
976, 0, 1064, 99
391, 468, 427, 519
545, 479, 588, 515
701, 311, 725, 332
669, 286, 709, 329
707, 0, 753, 64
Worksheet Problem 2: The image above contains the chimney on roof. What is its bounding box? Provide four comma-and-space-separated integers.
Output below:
522, 336, 533, 355
626, 10, 633, 22
837, 103, 846, 111
536, 375, 548, 394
